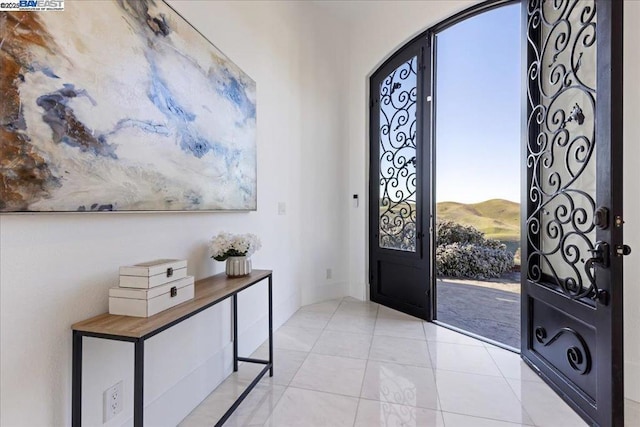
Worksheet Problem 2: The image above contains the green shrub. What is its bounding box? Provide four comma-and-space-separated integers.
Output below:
436, 221, 514, 279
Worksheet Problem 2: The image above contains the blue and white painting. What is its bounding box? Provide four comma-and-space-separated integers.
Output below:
0, 0, 256, 212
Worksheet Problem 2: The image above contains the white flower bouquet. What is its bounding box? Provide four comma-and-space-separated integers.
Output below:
209, 232, 262, 261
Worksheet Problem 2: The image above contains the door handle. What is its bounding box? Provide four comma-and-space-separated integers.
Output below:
583, 241, 609, 305
587, 241, 609, 268
615, 244, 632, 256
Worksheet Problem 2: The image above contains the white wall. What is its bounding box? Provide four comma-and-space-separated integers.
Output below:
341, 0, 477, 301
1, 2, 638, 426
296, 6, 351, 305
341, 0, 640, 403
0, 1, 350, 425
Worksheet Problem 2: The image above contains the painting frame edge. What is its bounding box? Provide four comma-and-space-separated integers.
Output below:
0, 0, 258, 214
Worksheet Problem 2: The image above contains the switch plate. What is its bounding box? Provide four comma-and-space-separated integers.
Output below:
278, 202, 286, 215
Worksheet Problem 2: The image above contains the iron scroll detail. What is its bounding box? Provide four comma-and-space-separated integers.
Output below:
377, 56, 418, 252
535, 326, 592, 375
525, 0, 599, 301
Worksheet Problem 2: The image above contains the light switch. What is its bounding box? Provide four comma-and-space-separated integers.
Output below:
278, 202, 286, 215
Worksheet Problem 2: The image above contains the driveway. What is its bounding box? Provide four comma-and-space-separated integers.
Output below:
436, 274, 520, 349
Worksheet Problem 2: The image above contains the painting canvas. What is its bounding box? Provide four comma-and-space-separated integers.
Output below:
0, 0, 256, 212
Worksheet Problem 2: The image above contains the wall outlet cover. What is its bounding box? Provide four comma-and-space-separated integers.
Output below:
103, 380, 123, 423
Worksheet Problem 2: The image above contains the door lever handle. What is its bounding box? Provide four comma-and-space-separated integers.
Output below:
615, 245, 631, 256
582, 241, 609, 305
587, 241, 609, 268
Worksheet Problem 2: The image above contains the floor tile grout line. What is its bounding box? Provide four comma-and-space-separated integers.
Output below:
226, 379, 289, 426
185, 297, 590, 427
286, 299, 336, 386
425, 337, 495, 347
373, 332, 435, 342
260, 298, 346, 426
351, 397, 363, 427
364, 358, 437, 371
357, 395, 440, 410
486, 344, 519, 384
357, 357, 370, 402
485, 345, 545, 384
424, 340, 445, 413
259, 301, 516, 417
286, 297, 374, 416
427, 342, 505, 377
440, 409, 536, 426
435, 368, 538, 426
431, 366, 509, 378
285, 297, 368, 387
283, 384, 363, 400
433, 366, 533, 380
503, 376, 542, 426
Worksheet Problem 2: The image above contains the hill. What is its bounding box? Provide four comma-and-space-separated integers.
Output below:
436, 199, 520, 242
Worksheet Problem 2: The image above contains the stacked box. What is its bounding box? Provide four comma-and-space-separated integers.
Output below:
109, 259, 195, 317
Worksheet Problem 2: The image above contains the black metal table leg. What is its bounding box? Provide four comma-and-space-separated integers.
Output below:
233, 293, 238, 372
268, 275, 273, 377
72, 331, 83, 427
73, 272, 273, 427
134, 339, 144, 427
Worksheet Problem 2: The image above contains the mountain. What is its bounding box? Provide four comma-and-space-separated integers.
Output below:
436, 199, 520, 242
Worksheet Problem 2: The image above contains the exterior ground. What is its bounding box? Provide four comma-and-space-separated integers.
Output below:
436, 272, 520, 349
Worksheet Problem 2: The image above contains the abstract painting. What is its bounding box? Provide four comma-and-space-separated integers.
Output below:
0, 0, 256, 212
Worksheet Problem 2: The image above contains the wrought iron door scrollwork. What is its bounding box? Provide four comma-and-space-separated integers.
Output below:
526, 0, 599, 300
378, 56, 418, 252
535, 326, 592, 375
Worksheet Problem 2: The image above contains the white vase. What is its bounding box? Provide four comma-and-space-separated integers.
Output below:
225, 256, 252, 277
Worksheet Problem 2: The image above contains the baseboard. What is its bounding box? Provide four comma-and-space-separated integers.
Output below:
625, 360, 640, 402
119, 343, 233, 427
348, 281, 367, 301
236, 312, 270, 357
302, 281, 348, 306
275, 291, 299, 328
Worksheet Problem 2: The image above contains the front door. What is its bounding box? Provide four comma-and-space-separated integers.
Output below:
521, 1, 626, 425
369, 38, 431, 320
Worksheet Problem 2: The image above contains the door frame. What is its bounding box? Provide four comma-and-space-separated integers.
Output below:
427, 0, 520, 323
368, 0, 519, 322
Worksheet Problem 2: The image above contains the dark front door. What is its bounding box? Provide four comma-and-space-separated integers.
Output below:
369, 38, 431, 320
522, 1, 626, 425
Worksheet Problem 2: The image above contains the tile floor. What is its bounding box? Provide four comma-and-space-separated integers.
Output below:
180, 297, 640, 427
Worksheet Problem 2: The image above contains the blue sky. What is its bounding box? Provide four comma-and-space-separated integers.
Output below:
435, 3, 521, 204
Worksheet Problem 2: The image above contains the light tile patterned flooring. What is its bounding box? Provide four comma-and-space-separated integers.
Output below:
180, 297, 640, 427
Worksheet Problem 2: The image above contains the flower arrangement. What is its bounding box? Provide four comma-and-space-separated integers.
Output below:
209, 232, 262, 261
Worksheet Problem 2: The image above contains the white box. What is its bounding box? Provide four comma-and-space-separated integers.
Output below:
119, 259, 187, 289
109, 276, 195, 317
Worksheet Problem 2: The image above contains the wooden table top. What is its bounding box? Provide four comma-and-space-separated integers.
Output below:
71, 270, 272, 339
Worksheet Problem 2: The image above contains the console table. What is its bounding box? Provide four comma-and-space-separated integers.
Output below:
71, 270, 273, 427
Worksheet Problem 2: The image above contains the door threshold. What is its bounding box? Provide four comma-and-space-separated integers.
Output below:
432, 320, 520, 354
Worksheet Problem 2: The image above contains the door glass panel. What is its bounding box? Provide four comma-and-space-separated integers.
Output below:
527, 0, 597, 297
378, 56, 418, 252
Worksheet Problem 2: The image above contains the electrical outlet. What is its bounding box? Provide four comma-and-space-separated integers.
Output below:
326, 268, 332, 280
103, 380, 123, 423
277, 202, 286, 215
